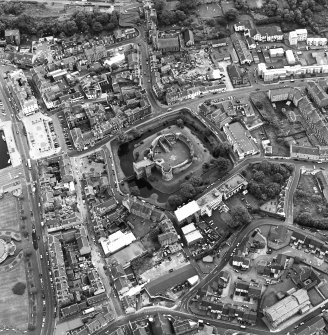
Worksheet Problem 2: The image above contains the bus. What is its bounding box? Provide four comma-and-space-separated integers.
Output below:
27, 159, 31, 170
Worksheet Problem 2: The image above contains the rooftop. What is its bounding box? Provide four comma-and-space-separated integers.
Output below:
174, 200, 200, 222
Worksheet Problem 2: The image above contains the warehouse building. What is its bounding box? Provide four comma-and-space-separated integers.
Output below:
263, 289, 310, 328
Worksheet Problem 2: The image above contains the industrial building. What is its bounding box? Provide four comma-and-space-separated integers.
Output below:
263, 289, 310, 328
99, 231, 136, 256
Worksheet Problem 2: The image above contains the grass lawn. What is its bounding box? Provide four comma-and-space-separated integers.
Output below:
0, 260, 29, 330
0, 195, 21, 231
197, 3, 223, 18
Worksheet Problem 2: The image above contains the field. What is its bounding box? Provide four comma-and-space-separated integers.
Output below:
197, 3, 223, 18
0, 195, 21, 231
0, 195, 28, 331
0, 260, 29, 330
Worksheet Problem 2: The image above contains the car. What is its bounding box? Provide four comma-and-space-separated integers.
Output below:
169, 269, 173, 273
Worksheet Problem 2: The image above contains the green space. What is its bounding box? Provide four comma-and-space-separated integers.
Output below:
234, 0, 328, 35
0, 2, 120, 39
294, 174, 328, 229
243, 160, 293, 202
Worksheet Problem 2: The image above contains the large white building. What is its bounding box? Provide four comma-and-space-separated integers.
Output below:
307, 37, 327, 46
100, 231, 136, 256
174, 200, 200, 225
285, 50, 296, 65
258, 62, 328, 82
181, 223, 203, 246
288, 29, 307, 45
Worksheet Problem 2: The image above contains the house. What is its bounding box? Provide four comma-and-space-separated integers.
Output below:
183, 29, 194, 47
5, 29, 20, 45
158, 217, 179, 246
75, 227, 91, 256
227, 64, 249, 86
231, 33, 253, 65
306, 80, 328, 107
156, 33, 180, 53
232, 255, 250, 270
295, 316, 325, 335
251, 26, 283, 42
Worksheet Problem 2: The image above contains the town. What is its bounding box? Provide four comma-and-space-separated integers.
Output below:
1, 0, 328, 335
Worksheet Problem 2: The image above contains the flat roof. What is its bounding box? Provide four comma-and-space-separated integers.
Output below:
100, 231, 136, 255
181, 223, 196, 235
109, 241, 146, 267
185, 230, 203, 244
145, 264, 197, 296
174, 201, 200, 222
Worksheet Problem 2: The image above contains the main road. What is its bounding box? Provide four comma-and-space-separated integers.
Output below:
0, 72, 55, 335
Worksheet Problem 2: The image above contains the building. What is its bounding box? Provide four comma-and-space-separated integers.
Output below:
48, 235, 71, 306
122, 196, 164, 222
258, 62, 328, 82
181, 223, 203, 246
173, 319, 198, 335
219, 174, 248, 200
8, 69, 38, 116
263, 289, 310, 328
295, 315, 325, 335
251, 26, 283, 42
306, 80, 328, 107
233, 20, 252, 35
269, 48, 284, 58
5, 29, 20, 45
174, 201, 200, 225
231, 33, 253, 65
75, 227, 91, 256
99, 231, 136, 256
223, 122, 258, 159
183, 29, 194, 47
288, 29, 307, 45
286, 50, 296, 65
227, 64, 249, 86
232, 255, 250, 270
307, 37, 327, 47
156, 33, 180, 53
290, 144, 328, 162
158, 217, 179, 247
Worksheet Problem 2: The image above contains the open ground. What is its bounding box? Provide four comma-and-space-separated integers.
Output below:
0, 195, 28, 330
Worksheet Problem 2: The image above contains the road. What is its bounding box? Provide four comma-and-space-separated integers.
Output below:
0, 73, 55, 335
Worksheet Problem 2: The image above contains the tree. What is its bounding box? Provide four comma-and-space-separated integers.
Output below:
167, 195, 183, 208
159, 9, 175, 25
214, 157, 230, 172
266, 182, 281, 199
225, 8, 239, 21
176, 118, 184, 128
273, 172, 284, 183
180, 182, 196, 199
130, 186, 140, 196
12, 282, 26, 295
253, 171, 265, 182
231, 206, 252, 226
92, 21, 103, 33
213, 142, 231, 158
153, 0, 165, 12
190, 176, 202, 187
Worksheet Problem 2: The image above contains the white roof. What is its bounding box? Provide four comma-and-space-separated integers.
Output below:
187, 275, 199, 286
174, 201, 200, 222
100, 231, 136, 255
185, 230, 203, 244
181, 223, 196, 235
